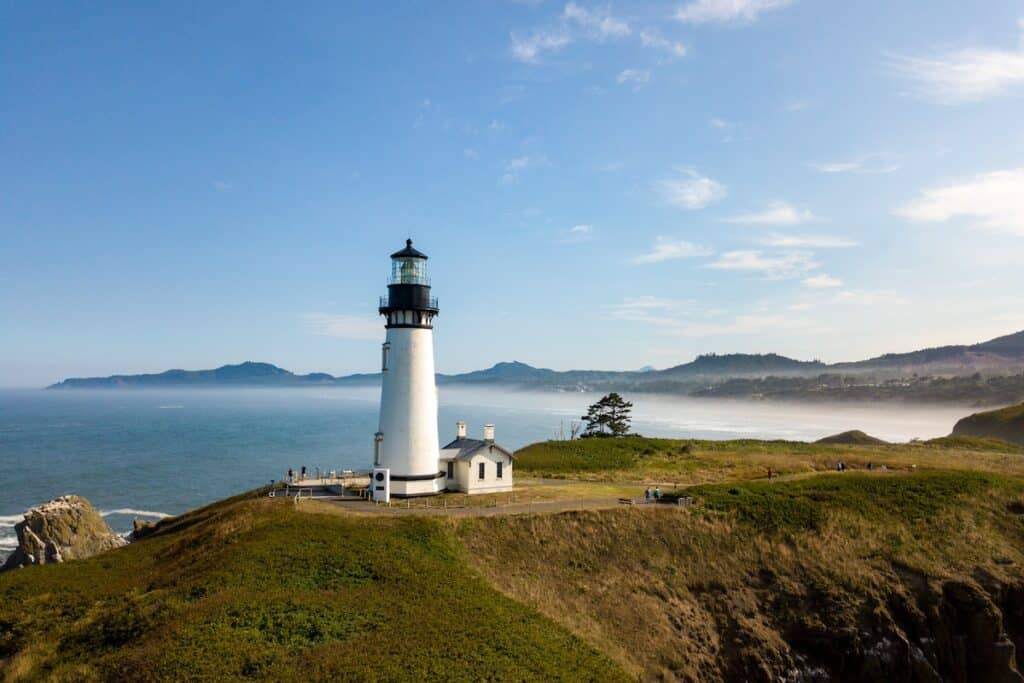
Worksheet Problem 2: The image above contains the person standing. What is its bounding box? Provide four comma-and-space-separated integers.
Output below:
653, 486, 661, 502
301, 465, 307, 480
644, 486, 652, 503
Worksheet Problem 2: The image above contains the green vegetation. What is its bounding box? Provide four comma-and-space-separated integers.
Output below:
953, 401, 1024, 445
515, 434, 1024, 483
686, 470, 1002, 532
8, 434, 1024, 681
459, 470, 1024, 681
0, 495, 625, 682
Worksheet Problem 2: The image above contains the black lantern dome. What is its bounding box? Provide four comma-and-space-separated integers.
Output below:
379, 240, 439, 327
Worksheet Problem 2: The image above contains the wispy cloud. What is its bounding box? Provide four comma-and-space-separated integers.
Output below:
304, 314, 380, 341
810, 156, 900, 174
676, 0, 794, 25
510, 29, 572, 63
212, 180, 233, 192
562, 224, 594, 243
762, 233, 858, 248
563, 2, 630, 39
722, 201, 815, 225
464, 147, 479, 160
707, 250, 817, 278
511, 2, 630, 64
639, 30, 687, 60
888, 27, 1024, 103
501, 155, 550, 184
655, 168, 727, 209
632, 237, 713, 264
802, 274, 843, 289
894, 167, 1024, 234
617, 68, 651, 88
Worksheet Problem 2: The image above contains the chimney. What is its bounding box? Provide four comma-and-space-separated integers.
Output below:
456, 421, 467, 440
484, 424, 495, 443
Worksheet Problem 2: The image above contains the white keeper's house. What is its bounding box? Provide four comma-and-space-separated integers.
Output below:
371, 240, 514, 501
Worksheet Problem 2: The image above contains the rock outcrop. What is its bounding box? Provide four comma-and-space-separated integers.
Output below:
1, 495, 126, 571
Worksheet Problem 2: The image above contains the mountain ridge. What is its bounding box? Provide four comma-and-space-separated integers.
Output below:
46, 330, 1024, 399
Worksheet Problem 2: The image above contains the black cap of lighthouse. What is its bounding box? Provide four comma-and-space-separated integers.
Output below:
378, 239, 439, 327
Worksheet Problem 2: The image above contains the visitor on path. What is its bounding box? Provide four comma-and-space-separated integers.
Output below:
644, 486, 652, 503
288, 468, 293, 482
867, 462, 873, 471
301, 465, 307, 480
767, 467, 773, 481
653, 486, 661, 502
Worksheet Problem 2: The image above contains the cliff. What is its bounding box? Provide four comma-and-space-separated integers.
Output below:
2, 495, 126, 571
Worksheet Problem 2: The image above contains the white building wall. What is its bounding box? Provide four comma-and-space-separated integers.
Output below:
459, 451, 514, 494
377, 325, 442, 494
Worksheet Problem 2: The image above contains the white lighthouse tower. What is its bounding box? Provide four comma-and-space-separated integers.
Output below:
373, 240, 444, 498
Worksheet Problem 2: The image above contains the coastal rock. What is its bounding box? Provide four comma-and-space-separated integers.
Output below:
1, 495, 126, 571
131, 518, 158, 540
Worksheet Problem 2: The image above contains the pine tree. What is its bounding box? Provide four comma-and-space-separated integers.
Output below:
581, 393, 633, 437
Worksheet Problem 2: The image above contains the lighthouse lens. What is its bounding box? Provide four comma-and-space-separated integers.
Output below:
391, 258, 428, 285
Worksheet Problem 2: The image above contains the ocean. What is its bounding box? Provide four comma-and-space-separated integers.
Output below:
0, 386, 973, 560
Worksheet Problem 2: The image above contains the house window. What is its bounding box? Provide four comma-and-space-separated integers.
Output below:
496, 462, 503, 479
381, 343, 390, 371
478, 462, 485, 480
447, 461, 454, 479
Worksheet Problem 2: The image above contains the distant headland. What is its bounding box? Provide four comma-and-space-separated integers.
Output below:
47, 329, 1024, 405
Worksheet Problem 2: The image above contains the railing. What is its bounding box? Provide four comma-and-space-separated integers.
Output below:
379, 296, 439, 310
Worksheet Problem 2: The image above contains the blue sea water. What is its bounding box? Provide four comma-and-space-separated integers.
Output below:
0, 386, 972, 559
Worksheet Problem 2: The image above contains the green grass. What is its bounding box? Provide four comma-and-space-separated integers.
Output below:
685, 470, 1012, 533
515, 436, 712, 475
0, 496, 627, 682
515, 434, 1024, 484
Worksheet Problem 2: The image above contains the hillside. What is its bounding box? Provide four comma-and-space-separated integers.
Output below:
0, 492, 623, 681
5, 437, 1024, 680
6, 436, 1024, 679
953, 402, 1024, 445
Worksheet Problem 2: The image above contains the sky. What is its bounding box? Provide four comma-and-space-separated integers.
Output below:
2, 1, 1024, 387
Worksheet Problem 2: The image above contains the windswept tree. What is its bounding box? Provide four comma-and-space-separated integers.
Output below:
582, 393, 633, 437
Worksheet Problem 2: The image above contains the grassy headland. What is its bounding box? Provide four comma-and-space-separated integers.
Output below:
5, 436, 1024, 681
0, 493, 624, 682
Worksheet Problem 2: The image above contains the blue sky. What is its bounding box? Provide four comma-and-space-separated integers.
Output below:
2, 0, 1024, 386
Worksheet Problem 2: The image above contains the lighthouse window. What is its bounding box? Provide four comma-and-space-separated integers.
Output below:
381, 343, 390, 371
447, 461, 454, 479
478, 462, 485, 480
497, 462, 503, 479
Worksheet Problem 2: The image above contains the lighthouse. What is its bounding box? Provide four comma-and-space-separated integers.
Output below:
373, 240, 444, 498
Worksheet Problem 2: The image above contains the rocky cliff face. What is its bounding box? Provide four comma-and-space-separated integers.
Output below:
1, 495, 126, 571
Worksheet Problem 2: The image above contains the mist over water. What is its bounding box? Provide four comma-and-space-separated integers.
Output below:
0, 386, 972, 559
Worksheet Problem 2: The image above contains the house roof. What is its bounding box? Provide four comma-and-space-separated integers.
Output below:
439, 437, 514, 461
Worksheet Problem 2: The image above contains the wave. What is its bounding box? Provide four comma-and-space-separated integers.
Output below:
100, 508, 170, 519
0, 537, 19, 550
0, 514, 24, 527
